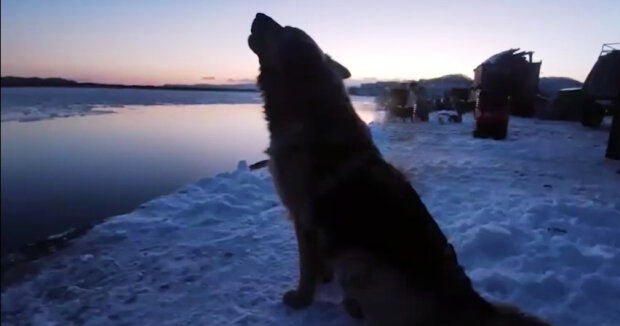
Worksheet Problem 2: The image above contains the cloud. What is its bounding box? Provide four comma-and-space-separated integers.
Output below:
202, 76, 216, 80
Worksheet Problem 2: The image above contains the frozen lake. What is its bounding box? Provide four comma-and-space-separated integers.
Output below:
0, 88, 375, 252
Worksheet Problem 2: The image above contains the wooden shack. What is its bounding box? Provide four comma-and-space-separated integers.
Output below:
473, 49, 541, 117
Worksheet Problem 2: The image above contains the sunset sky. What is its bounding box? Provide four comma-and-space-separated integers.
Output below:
1, 0, 618, 85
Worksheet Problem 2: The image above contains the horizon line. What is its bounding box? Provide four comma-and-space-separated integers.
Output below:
0, 73, 585, 86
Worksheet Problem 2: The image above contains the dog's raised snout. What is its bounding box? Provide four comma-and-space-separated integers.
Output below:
251, 13, 282, 35
255, 13, 269, 22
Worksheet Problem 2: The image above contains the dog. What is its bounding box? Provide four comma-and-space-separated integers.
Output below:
248, 13, 551, 326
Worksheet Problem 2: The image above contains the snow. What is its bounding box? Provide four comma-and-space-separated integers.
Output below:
2, 113, 620, 326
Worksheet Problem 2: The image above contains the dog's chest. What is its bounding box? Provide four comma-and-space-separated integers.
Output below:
268, 153, 312, 218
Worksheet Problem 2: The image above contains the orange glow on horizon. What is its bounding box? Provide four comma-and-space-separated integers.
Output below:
3, 1, 617, 85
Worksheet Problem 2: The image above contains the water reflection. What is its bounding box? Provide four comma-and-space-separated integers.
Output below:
1, 101, 375, 251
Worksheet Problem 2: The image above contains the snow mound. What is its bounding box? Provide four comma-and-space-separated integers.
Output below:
2, 114, 620, 326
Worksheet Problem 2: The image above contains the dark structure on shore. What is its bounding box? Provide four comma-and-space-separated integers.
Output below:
472, 49, 541, 139
584, 44, 620, 160
474, 49, 541, 117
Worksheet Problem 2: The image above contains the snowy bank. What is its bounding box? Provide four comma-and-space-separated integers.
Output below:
2, 114, 619, 326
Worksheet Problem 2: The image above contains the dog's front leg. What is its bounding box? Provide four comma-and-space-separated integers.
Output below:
283, 220, 319, 309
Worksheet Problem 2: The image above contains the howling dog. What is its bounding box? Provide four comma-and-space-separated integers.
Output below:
248, 13, 550, 326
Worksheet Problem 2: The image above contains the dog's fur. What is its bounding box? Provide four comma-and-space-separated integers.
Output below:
249, 13, 551, 326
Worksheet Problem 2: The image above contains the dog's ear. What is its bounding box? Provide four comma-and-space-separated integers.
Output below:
326, 55, 351, 79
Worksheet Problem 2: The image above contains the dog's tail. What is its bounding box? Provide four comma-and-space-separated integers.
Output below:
249, 159, 269, 171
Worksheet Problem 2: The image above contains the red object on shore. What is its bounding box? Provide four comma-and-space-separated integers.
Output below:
473, 90, 510, 140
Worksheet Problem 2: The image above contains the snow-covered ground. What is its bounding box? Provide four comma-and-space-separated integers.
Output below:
2, 113, 619, 326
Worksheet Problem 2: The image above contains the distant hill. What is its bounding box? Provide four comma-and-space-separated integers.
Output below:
4, 75, 578, 98
1, 76, 258, 92
419, 74, 473, 84
163, 83, 257, 91
538, 77, 583, 97
348, 74, 473, 97
418, 74, 473, 98
1, 76, 80, 87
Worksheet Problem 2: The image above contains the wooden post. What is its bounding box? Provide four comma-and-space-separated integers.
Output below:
606, 95, 620, 160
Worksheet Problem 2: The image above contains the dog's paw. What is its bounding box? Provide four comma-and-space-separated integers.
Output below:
342, 297, 364, 320
282, 289, 313, 309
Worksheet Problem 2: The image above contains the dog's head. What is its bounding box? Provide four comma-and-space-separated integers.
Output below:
248, 13, 350, 81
